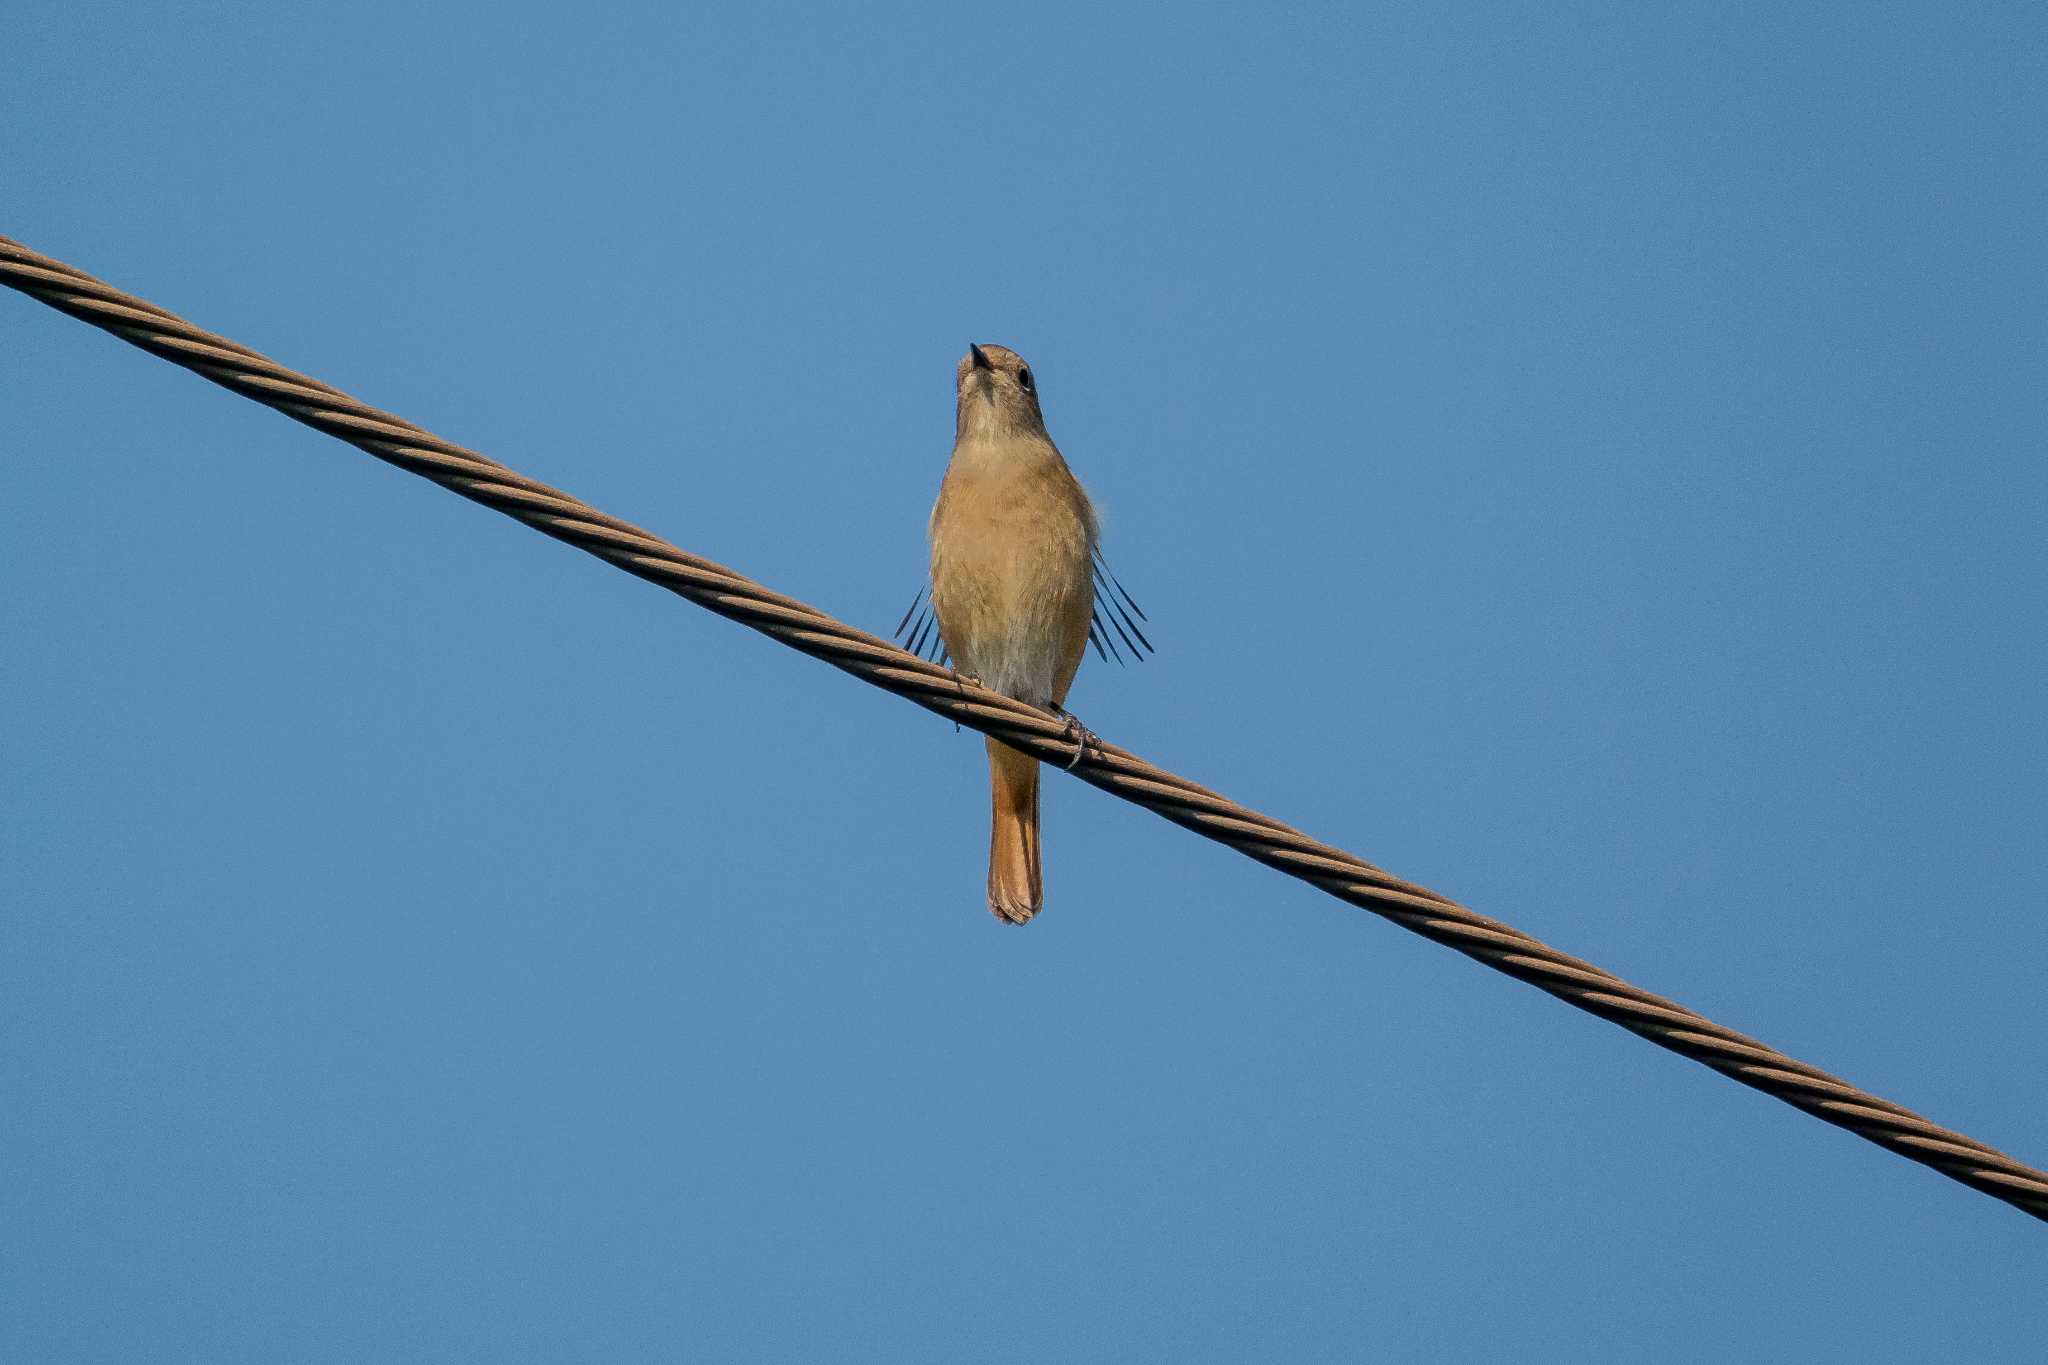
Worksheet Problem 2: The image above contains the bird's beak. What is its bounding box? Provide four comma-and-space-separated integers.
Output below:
968, 343, 991, 371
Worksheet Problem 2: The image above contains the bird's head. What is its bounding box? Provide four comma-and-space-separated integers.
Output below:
955, 343, 1046, 440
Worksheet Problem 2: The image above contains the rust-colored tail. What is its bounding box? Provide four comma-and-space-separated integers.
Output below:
985, 737, 1042, 924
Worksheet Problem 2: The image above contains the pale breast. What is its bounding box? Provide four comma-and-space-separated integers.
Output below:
929, 441, 1097, 706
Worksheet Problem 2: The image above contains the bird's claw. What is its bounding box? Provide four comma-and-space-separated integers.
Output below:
1054, 708, 1097, 771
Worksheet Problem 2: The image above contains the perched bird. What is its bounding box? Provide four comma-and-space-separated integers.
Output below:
896, 344, 1151, 923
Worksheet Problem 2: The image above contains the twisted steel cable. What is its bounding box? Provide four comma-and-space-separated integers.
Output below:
4, 233, 2042, 1224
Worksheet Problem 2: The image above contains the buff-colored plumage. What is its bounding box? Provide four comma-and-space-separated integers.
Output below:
929, 344, 1096, 923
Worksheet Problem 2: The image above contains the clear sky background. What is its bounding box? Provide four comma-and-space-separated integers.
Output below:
5, 3, 2044, 1360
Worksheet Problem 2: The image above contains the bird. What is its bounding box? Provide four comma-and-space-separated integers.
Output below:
896, 343, 1151, 924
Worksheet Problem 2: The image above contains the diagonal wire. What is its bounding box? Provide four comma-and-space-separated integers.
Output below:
3, 232, 2042, 1225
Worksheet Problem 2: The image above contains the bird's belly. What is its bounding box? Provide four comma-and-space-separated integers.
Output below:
932, 527, 1092, 707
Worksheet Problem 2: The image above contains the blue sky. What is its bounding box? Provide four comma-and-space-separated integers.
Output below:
5, 3, 2044, 1360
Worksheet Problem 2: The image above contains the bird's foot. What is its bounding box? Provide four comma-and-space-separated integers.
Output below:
948, 673, 984, 733
1052, 706, 1098, 771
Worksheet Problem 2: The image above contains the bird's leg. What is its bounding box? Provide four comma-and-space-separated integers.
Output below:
1051, 705, 1098, 771
949, 671, 983, 733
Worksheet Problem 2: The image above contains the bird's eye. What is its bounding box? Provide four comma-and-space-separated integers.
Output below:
1018, 368, 1034, 392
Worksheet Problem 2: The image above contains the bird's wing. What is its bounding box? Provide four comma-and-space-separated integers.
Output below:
1086, 545, 1153, 667
892, 584, 952, 667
